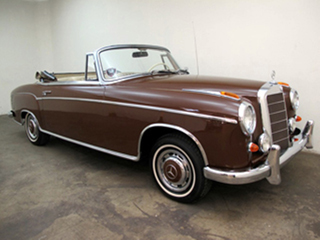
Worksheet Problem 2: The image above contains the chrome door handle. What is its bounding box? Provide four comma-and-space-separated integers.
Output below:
42, 90, 52, 96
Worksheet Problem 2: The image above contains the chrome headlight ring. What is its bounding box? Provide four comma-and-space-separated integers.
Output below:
239, 102, 257, 136
290, 88, 299, 111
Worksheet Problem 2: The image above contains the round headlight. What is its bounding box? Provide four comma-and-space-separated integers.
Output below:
290, 88, 299, 111
239, 102, 256, 136
259, 133, 271, 153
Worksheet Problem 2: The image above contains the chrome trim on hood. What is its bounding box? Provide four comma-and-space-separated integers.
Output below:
183, 89, 241, 101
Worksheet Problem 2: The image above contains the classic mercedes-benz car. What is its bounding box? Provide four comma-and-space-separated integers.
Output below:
9, 44, 314, 202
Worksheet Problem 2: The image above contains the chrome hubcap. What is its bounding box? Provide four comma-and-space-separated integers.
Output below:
26, 115, 39, 141
163, 158, 185, 184
155, 145, 194, 193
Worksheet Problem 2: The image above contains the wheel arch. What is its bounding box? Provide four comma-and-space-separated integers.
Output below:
21, 110, 28, 124
138, 123, 209, 166
20, 110, 41, 127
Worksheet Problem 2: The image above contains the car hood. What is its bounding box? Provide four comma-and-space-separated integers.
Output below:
134, 74, 265, 100
108, 74, 267, 122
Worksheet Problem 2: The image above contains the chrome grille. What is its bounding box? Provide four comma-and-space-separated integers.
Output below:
267, 93, 289, 150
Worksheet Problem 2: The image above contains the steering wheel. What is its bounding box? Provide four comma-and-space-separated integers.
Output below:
148, 63, 171, 72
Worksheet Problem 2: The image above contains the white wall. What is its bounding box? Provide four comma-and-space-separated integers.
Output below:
0, 0, 53, 113
1, 0, 319, 153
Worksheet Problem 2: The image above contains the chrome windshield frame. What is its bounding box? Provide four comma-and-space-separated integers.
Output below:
93, 44, 180, 84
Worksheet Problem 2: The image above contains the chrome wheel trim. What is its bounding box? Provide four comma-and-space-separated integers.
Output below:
153, 144, 196, 198
25, 114, 39, 142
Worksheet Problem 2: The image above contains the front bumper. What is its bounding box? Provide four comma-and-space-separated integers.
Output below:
203, 120, 314, 185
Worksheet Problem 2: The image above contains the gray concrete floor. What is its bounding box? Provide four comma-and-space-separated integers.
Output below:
0, 115, 319, 240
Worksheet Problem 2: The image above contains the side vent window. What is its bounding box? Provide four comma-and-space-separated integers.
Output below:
85, 54, 98, 81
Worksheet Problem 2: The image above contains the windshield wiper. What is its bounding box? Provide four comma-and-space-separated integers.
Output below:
177, 69, 189, 74
150, 69, 189, 76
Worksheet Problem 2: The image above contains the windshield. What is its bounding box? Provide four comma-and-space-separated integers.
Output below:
99, 47, 181, 81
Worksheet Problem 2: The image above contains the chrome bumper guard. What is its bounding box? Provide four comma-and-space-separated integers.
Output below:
203, 120, 314, 185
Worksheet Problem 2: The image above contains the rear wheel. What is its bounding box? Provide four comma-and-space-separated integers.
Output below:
24, 113, 50, 146
150, 134, 212, 203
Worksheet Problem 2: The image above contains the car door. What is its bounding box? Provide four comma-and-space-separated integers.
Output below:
40, 81, 108, 148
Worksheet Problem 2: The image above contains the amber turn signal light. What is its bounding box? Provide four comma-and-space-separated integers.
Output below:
278, 82, 290, 87
220, 91, 240, 100
295, 115, 302, 122
248, 143, 259, 152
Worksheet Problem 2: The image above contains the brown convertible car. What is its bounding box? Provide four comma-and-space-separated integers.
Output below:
9, 44, 314, 202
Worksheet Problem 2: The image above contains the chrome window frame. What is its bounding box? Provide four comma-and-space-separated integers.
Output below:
85, 52, 98, 81
94, 44, 180, 84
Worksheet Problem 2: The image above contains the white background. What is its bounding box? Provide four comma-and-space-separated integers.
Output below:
0, 0, 319, 153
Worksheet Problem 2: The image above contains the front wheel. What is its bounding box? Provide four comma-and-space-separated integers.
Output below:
24, 113, 50, 146
150, 134, 212, 203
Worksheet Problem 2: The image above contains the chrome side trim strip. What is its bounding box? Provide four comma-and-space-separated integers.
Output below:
13, 119, 23, 126
36, 81, 101, 86
38, 97, 237, 124
19, 110, 209, 164
139, 123, 209, 166
40, 128, 138, 162
18, 109, 138, 161
16, 92, 38, 99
